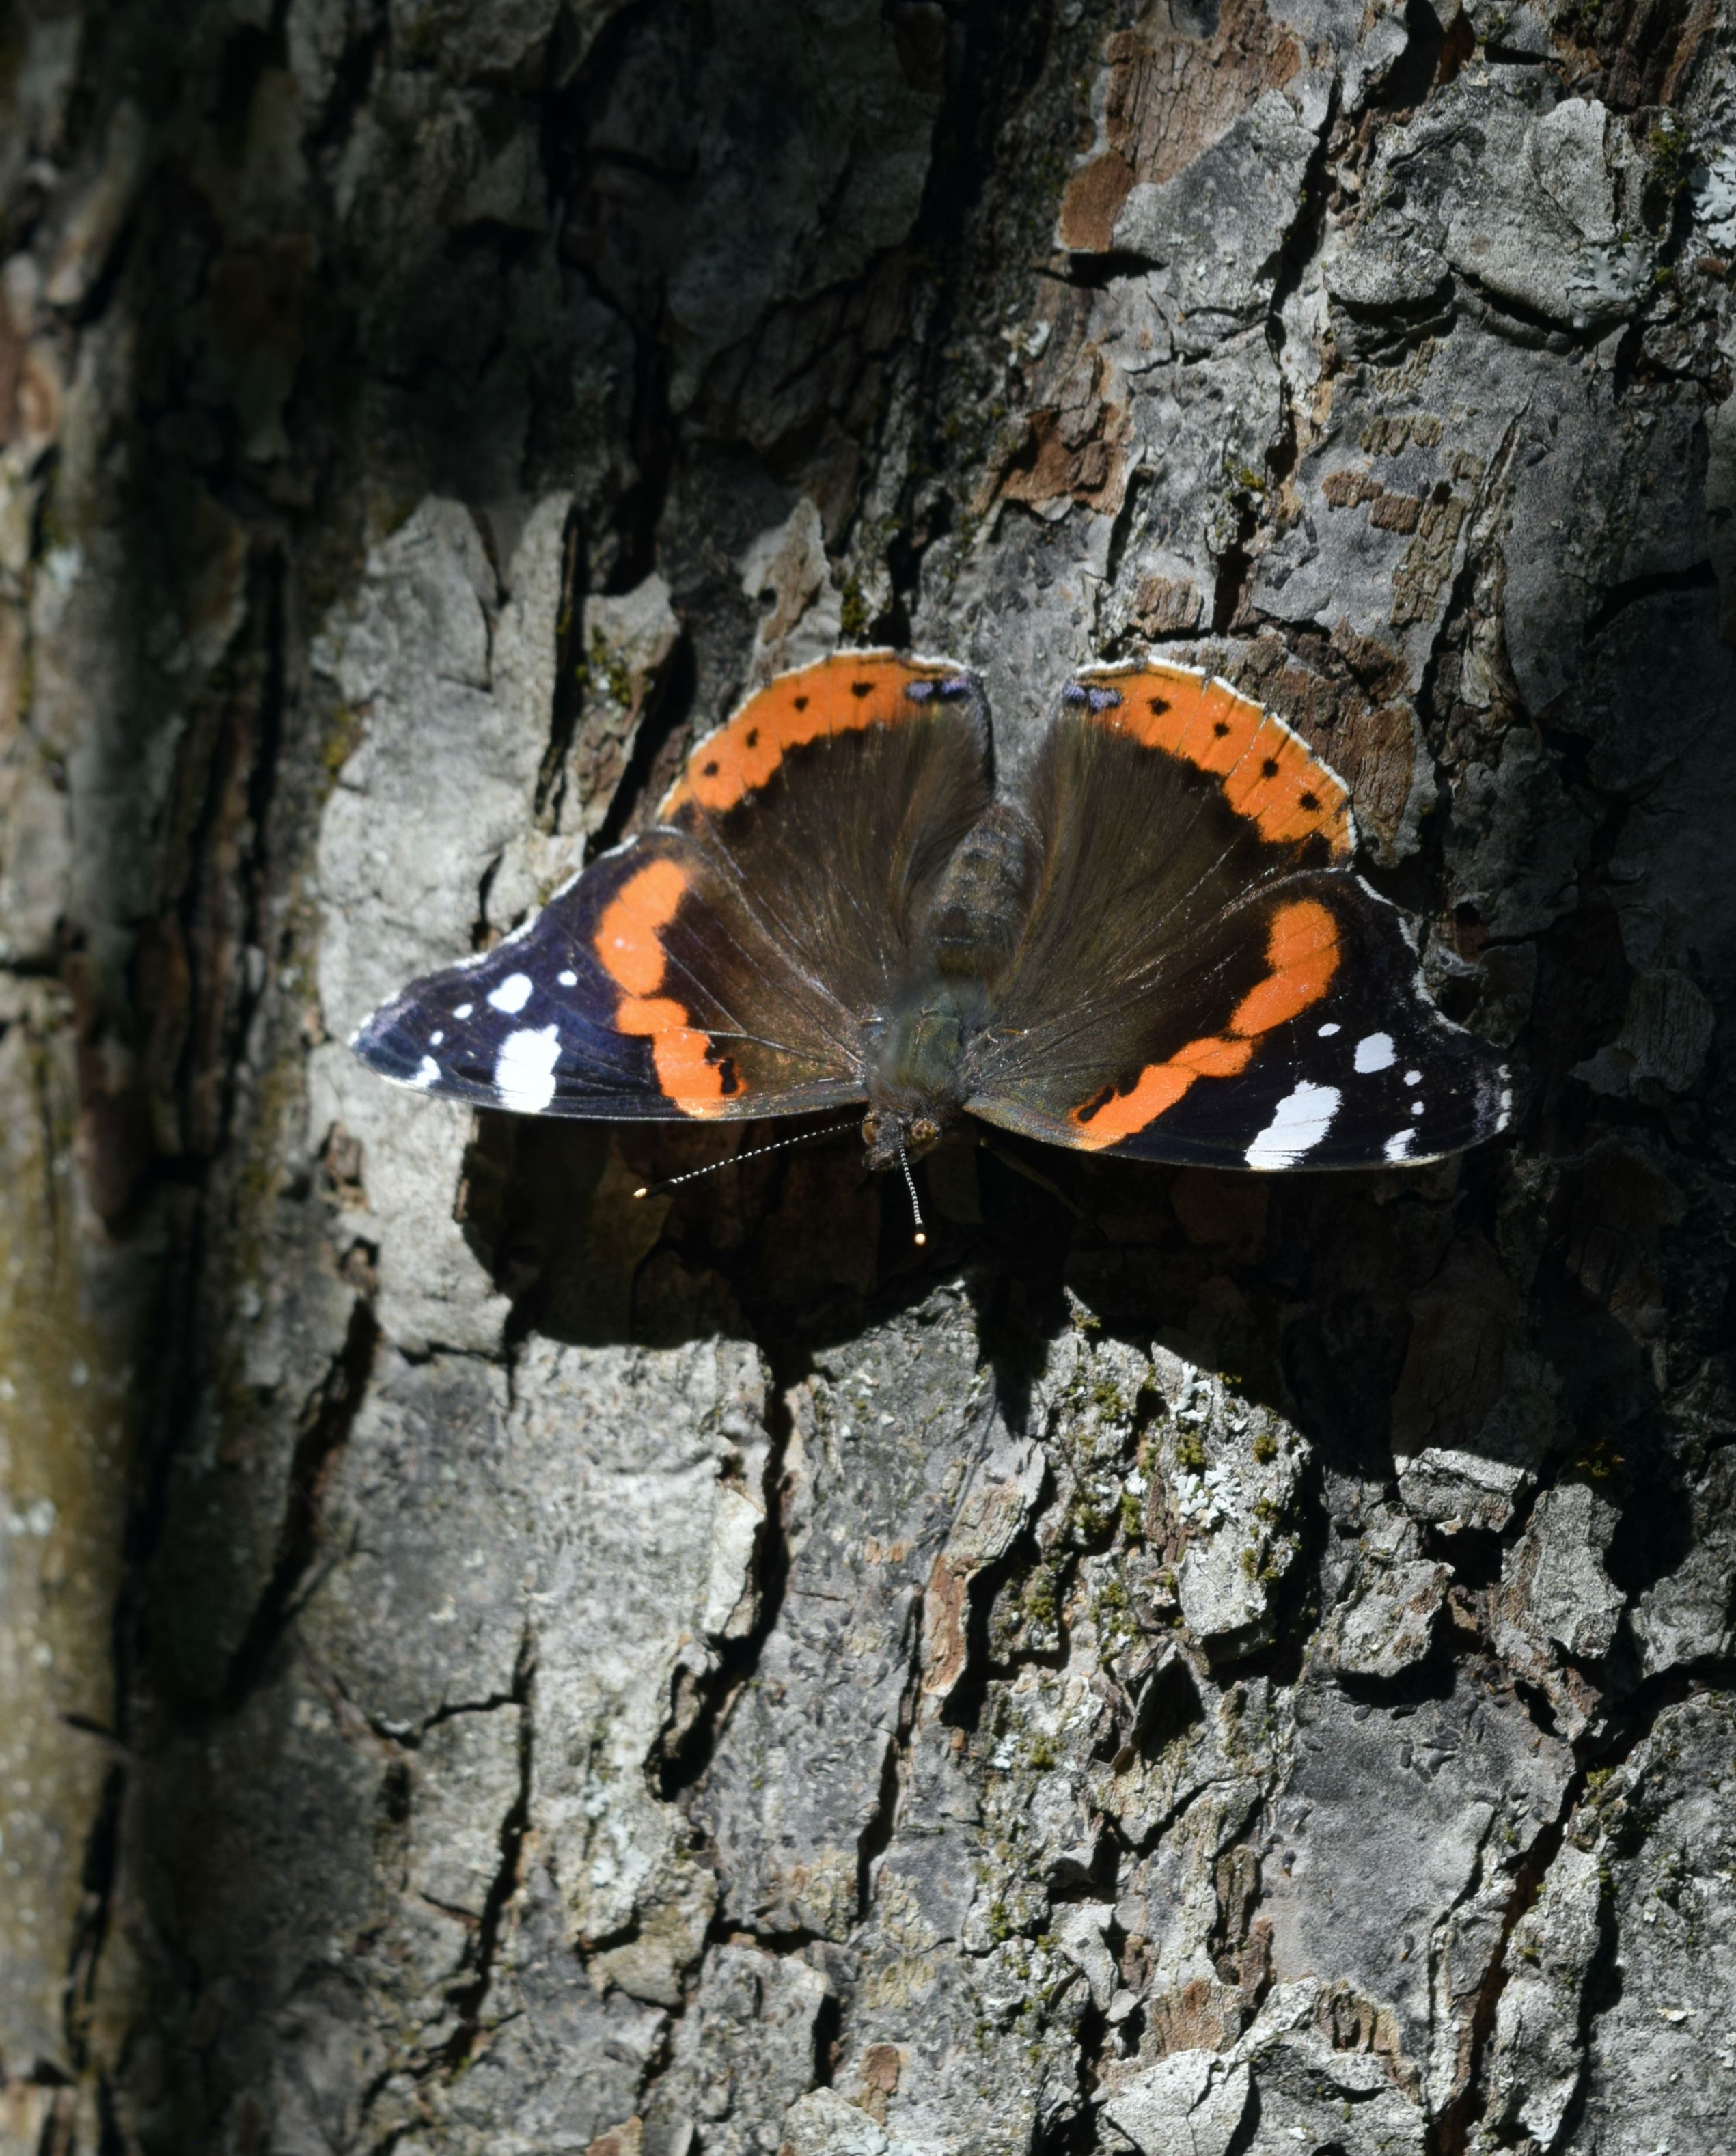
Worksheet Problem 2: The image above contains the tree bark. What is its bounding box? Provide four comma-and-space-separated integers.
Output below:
1, 1, 1733, 2152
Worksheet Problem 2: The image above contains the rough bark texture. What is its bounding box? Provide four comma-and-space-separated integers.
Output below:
1, 1, 1733, 2152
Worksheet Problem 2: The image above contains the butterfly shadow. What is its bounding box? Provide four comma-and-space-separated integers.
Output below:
454, 1108, 1087, 1377
456, 1104, 1379, 1450
454, 1109, 1683, 1629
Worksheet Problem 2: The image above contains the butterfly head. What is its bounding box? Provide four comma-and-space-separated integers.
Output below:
861, 1105, 948, 1170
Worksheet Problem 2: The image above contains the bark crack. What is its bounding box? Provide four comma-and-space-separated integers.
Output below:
653, 1358, 796, 1800
431, 1624, 536, 2077
221, 1294, 380, 1711
1433, 1656, 1736, 2156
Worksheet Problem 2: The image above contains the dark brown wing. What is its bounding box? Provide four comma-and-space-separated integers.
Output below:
967, 664, 1508, 1169
352, 652, 994, 1120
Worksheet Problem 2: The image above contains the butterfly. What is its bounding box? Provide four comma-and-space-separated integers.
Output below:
350, 651, 1509, 1191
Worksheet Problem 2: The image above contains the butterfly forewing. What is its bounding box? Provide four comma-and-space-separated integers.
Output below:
967, 667, 1508, 1170
350, 652, 994, 1121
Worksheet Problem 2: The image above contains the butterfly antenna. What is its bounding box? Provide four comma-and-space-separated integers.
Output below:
632, 1120, 847, 1200
898, 1133, 927, 1248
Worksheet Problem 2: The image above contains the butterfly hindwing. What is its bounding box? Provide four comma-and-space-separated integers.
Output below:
972, 871, 1508, 1168
967, 667, 1508, 1170
350, 652, 994, 1121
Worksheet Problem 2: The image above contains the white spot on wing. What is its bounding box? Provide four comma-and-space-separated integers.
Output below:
1411, 1100, 1424, 1115
1318, 1021, 1340, 1037
454, 1003, 473, 1019
1245, 1081, 1341, 1170
488, 972, 534, 1014
430, 1029, 444, 1046
411, 1055, 440, 1088
1353, 1032, 1396, 1074
1403, 1068, 1421, 1086
557, 969, 578, 987
495, 1025, 562, 1113
1384, 1129, 1416, 1163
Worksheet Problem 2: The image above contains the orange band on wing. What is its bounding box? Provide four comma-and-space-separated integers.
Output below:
1077, 663, 1353, 859
1068, 898, 1340, 1149
596, 857, 689, 996
616, 995, 734, 1116
659, 652, 963, 819
594, 858, 733, 1116
1228, 898, 1338, 1036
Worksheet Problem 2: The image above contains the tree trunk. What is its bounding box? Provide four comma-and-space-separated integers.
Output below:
2, 1, 1733, 2151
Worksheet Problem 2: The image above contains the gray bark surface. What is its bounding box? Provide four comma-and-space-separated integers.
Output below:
0, 1, 1733, 2152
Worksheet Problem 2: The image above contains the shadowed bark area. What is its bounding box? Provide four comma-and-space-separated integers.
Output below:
1, 1, 1733, 2151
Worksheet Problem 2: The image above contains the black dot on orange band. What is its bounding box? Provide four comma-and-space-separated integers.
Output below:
1213, 720, 1231, 737
1261, 756, 1279, 778
1299, 790, 1319, 810
1148, 696, 1170, 715
703, 760, 719, 775
851, 680, 873, 698
793, 695, 809, 711
745, 728, 759, 747
717, 1055, 740, 1094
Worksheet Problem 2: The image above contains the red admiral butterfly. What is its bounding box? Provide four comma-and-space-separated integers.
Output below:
351, 652, 1509, 1183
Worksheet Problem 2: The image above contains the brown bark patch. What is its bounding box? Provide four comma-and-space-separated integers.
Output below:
1141, 1976, 1250, 2054
1131, 572, 1206, 636
854, 2041, 903, 2122
994, 343, 1129, 516
921, 1551, 970, 1697
1063, 0, 1301, 252
1315, 1982, 1419, 2098
1321, 467, 1383, 509
1391, 488, 1471, 627
0, 305, 22, 445
1059, 151, 1135, 253
1369, 490, 1423, 534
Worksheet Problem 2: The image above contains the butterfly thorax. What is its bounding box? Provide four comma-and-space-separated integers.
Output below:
861, 975, 987, 1165
861, 807, 1036, 1168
